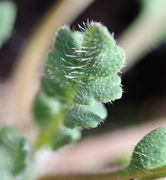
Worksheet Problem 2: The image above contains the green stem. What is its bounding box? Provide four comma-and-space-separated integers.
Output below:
35, 107, 68, 149
35, 87, 77, 149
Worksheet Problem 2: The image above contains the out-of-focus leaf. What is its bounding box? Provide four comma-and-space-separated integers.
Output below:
0, 127, 33, 180
33, 91, 62, 128
49, 126, 81, 150
0, 1, 16, 46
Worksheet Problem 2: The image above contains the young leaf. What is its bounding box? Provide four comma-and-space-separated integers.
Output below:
80, 22, 125, 78
33, 22, 125, 149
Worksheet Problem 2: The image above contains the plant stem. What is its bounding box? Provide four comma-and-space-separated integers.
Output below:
35, 107, 68, 149
39, 165, 166, 180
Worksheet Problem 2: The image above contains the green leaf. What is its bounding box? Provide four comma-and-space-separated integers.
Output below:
45, 26, 83, 84
142, 0, 166, 14
81, 22, 125, 78
34, 22, 125, 149
33, 91, 62, 128
102, 128, 166, 180
127, 127, 166, 173
49, 126, 81, 150
0, 1, 16, 46
64, 102, 107, 128
0, 127, 33, 179
74, 74, 122, 105
54, 25, 82, 59
44, 23, 125, 105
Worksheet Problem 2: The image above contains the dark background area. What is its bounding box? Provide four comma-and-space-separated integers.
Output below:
0, 0, 166, 134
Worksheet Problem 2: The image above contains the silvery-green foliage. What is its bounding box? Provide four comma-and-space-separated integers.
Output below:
33, 22, 125, 150
44, 22, 125, 106
0, 1, 16, 47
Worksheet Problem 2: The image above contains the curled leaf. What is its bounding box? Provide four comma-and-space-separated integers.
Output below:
33, 22, 125, 149
64, 102, 107, 128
